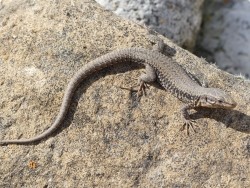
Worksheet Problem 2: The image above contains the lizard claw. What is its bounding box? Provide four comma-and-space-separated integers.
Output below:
120, 81, 149, 99
137, 81, 149, 98
180, 119, 196, 136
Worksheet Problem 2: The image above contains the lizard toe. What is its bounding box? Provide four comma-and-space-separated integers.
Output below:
181, 119, 196, 136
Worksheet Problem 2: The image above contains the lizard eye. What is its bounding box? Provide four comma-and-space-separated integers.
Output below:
218, 100, 223, 103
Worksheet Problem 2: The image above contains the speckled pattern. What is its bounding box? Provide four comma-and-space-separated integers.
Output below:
0, 0, 249, 187
0, 43, 236, 143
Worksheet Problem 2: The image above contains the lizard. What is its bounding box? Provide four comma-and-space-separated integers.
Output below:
0, 30, 236, 145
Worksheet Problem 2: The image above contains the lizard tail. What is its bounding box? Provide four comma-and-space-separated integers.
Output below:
0, 48, 142, 144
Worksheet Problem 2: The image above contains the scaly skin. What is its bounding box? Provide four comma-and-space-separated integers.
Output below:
0, 33, 236, 144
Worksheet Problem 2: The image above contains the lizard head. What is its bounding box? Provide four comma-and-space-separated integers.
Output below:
198, 88, 236, 109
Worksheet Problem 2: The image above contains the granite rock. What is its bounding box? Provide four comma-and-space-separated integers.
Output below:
195, 0, 250, 78
96, 0, 204, 51
0, 0, 249, 187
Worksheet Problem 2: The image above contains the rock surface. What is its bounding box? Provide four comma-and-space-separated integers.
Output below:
96, 0, 204, 51
0, 0, 249, 187
195, 0, 250, 78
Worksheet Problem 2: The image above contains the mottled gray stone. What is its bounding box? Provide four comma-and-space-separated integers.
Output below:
96, 0, 204, 51
195, 0, 250, 78
0, 0, 248, 187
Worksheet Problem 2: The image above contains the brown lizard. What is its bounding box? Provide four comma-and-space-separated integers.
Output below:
0, 31, 236, 144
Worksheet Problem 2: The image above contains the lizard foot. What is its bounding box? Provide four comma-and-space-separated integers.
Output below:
137, 81, 149, 98
180, 119, 196, 135
120, 81, 149, 99
120, 86, 138, 92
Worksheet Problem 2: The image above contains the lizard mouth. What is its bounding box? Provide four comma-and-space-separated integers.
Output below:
218, 100, 237, 109
204, 98, 237, 109
225, 97, 237, 109
227, 101, 237, 109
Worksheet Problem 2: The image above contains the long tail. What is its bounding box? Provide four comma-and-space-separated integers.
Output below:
0, 48, 142, 144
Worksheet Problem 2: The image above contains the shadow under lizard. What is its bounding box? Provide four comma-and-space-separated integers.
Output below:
0, 32, 236, 145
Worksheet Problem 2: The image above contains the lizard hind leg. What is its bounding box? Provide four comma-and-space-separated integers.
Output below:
120, 64, 157, 98
136, 64, 157, 97
146, 33, 165, 53
132, 21, 165, 53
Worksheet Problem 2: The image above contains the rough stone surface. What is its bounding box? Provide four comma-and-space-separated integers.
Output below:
0, 0, 249, 187
194, 0, 250, 78
96, 0, 204, 51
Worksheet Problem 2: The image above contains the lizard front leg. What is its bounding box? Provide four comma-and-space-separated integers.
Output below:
180, 103, 196, 135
